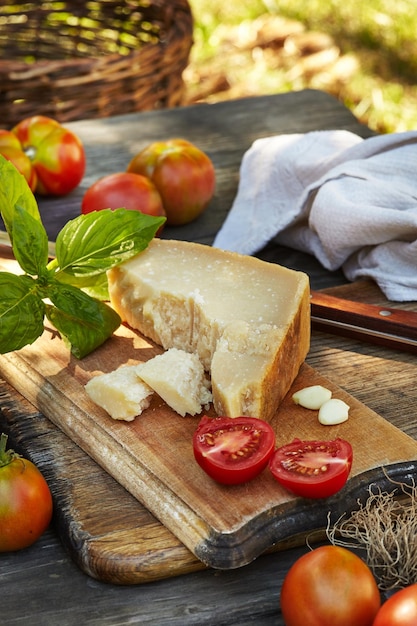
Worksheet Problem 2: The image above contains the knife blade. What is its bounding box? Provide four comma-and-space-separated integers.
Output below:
310, 290, 417, 353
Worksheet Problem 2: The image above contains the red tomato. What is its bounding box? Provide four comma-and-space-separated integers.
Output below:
127, 138, 216, 226
0, 434, 53, 552
192, 415, 275, 485
269, 438, 353, 499
281, 545, 381, 626
3, 115, 86, 196
373, 584, 417, 626
81, 172, 166, 231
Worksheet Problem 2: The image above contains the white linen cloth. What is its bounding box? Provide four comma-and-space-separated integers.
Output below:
213, 130, 417, 301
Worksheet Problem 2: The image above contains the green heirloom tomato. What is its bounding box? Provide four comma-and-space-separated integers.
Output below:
127, 138, 216, 226
1, 115, 86, 196
0, 433, 53, 551
0, 129, 38, 192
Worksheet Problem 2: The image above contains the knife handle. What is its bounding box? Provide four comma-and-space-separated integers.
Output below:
310, 290, 417, 351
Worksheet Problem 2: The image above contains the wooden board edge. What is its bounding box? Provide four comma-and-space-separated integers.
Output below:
192, 460, 417, 568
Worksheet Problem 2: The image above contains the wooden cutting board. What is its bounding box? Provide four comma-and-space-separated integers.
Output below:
1, 252, 417, 580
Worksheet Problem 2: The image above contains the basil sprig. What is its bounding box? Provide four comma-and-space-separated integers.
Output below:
0, 156, 165, 358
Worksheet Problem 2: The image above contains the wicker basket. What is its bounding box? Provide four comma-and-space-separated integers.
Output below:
0, 0, 193, 128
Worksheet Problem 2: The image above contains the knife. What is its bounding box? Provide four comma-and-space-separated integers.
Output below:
310, 290, 417, 353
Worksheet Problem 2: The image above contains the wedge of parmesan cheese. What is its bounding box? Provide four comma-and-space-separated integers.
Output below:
136, 348, 212, 417
107, 239, 310, 422
85, 364, 154, 421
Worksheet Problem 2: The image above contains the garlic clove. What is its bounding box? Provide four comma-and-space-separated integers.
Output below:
292, 385, 332, 410
318, 398, 350, 425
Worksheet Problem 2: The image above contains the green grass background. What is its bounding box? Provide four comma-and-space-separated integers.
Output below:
188, 0, 417, 133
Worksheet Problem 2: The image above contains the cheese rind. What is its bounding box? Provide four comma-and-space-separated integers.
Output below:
107, 239, 310, 421
136, 348, 212, 417
85, 365, 154, 421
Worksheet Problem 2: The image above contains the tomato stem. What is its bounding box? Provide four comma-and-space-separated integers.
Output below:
0, 433, 17, 467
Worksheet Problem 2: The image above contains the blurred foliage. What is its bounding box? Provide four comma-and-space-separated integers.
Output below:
188, 0, 417, 133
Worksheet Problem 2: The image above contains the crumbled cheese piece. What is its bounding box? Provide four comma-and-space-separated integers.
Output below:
136, 348, 212, 417
85, 364, 153, 421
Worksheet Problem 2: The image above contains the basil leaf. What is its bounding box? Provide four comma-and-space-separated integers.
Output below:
0, 166, 163, 358
0, 155, 41, 244
12, 204, 49, 276
0, 273, 45, 353
54, 208, 165, 279
46, 282, 121, 359
54, 270, 110, 300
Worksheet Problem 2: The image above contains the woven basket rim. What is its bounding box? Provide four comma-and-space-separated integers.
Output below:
0, 0, 194, 126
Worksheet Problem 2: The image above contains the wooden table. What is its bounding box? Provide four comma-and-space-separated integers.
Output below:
2, 89, 415, 625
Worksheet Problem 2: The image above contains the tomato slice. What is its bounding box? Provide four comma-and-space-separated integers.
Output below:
269, 438, 353, 499
193, 415, 275, 485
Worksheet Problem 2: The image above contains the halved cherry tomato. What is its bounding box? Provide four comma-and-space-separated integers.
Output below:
193, 415, 275, 485
269, 438, 353, 499
373, 584, 417, 626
